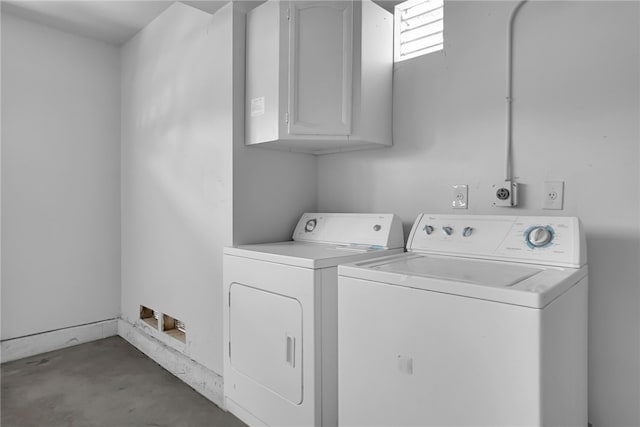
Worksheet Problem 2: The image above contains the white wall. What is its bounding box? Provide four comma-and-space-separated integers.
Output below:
317, 1, 639, 426
232, 0, 317, 245
120, 2, 233, 374
1, 12, 121, 340
120, 2, 316, 375
232, 145, 317, 246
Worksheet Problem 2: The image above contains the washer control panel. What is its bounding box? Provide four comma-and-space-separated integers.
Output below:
408, 214, 585, 268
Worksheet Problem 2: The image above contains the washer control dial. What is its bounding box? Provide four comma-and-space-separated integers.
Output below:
423, 225, 434, 235
462, 226, 473, 237
442, 226, 453, 236
525, 225, 554, 248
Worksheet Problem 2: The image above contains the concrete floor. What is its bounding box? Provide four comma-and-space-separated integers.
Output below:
1, 336, 246, 427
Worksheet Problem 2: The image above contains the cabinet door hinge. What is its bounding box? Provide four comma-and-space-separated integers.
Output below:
228, 342, 231, 358
285, 112, 289, 124
286, 7, 290, 21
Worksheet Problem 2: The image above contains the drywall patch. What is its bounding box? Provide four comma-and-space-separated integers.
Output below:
118, 319, 223, 408
0, 319, 118, 363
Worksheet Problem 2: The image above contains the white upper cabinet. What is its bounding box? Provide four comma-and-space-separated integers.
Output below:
245, 0, 393, 155
288, 1, 353, 136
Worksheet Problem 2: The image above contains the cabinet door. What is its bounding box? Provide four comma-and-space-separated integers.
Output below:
288, 1, 353, 136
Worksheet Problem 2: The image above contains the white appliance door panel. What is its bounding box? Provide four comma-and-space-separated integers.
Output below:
223, 254, 318, 426
230, 283, 302, 404
338, 276, 542, 426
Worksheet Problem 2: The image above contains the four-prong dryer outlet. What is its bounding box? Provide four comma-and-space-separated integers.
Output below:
223, 213, 404, 427
338, 214, 588, 427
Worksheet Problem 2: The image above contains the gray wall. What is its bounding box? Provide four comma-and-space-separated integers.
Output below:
1, 12, 121, 340
317, 2, 639, 425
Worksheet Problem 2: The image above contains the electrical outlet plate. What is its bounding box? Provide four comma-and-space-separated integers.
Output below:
452, 185, 468, 209
543, 181, 564, 210
492, 181, 518, 207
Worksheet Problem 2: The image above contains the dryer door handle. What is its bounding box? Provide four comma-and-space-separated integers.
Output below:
286, 334, 296, 368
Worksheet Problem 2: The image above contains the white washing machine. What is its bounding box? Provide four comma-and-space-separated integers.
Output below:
338, 214, 588, 427
223, 213, 404, 427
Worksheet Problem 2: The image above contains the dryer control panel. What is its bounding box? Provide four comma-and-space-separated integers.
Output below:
293, 213, 404, 249
407, 214, 586, 268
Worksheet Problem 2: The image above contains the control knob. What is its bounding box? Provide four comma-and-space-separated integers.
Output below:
526, 226, 553, 247
442, 226, 453, 236
462, 226, 473, 237
305, 219, 317, 232
423, 225, 434, 235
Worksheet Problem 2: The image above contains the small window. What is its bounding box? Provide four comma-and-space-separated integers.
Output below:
394, 0, 444, 62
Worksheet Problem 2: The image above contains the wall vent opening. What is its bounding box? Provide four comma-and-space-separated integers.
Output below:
140, 305, 159, 329
163, 314, 186, 343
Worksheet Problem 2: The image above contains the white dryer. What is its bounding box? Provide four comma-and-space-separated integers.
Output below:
223, 213, 404, 427
338, 214, 588, 427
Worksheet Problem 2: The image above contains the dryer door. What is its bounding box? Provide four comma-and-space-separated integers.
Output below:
229, 283, 303, 404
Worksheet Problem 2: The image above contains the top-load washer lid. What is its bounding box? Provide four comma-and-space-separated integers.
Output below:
373, 253, 541, 288
338, 253, 588, 308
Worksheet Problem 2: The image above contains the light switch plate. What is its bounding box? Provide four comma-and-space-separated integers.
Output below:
452, 185, 468, 209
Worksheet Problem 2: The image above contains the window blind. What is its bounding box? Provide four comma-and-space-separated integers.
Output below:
394, 0, 444, 62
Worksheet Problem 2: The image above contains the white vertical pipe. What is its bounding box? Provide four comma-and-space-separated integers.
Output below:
505, 0, 528, 182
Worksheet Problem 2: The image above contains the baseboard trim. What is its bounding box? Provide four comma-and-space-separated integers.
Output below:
1, 319, 118, 363
117, 319, 224, 409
